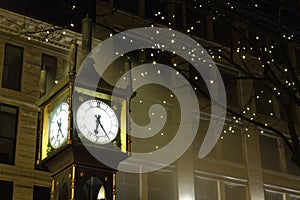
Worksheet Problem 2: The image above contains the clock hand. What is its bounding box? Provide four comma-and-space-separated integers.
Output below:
95, 115, 110, 140
57, 118, 63, 137
99, 122, 110, 139
94, 115, 100, 134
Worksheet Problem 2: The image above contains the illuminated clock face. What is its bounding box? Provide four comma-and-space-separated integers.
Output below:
49, 102, 69, 148
76, 99, 119, 144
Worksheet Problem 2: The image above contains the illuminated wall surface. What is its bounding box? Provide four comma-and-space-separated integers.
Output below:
0, 0, 300, 199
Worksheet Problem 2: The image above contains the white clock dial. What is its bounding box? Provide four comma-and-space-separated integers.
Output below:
76, 99, 119, 144
49, 102, 69, 148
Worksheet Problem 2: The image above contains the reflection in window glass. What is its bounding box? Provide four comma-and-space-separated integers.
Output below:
195, 177, 218, 200
259, 134, 281, 171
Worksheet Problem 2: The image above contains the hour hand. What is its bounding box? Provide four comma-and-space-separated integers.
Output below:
94, 115, 100, 134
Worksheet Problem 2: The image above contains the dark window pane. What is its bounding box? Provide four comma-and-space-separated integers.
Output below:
259, 135, 281, 171
33, 186, 50, 200
220, 69, 239, 107
255, 84, 274, 116
145, 0, 168, 24
58, 181, 69, 200
213, 18, 232, 47
221, 129, 244, 163
285, 145, 300, 176
114, 0, 139, 14
0, 104, 18, 165
186, 10, 207, 39
0, 180, 13, 200
41, 54, 57, 93
2, 43, 23, 91
248, 27, 267, 57
174, 3, 183, 29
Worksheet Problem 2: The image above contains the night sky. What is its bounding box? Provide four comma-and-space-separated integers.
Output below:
0, 0, 96, 32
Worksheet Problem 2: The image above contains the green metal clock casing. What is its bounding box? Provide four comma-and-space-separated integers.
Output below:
76, 99, 119, 144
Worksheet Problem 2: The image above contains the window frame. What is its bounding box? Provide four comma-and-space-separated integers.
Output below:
0, 179, 14, 200
41, 53, 57, 93
0, 103, 19, 165
194, 176, 218, 200
224, 182, 248, 200
264, 189, 284, 200
2, 43, 23, 91
33, 185, 51, 200
259, 133, 282, 172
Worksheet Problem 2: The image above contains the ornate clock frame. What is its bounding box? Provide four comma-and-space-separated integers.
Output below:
36, 75, 130, 200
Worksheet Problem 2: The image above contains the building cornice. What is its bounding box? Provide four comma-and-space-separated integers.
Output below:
0, 8, 83, 50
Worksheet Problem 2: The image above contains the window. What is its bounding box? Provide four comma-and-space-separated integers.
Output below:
264, 190, 283, 200
233, 25, 248, 47
195, 177, 218, 200
200, 124, 244, 163
174, 3, 184, 29
248, 27, 267, 57
114, 0, 139, 14
285, 145, 300, 176
0, 180, 13, 200
186, 8, 207, 39
33, 186, 50, 200
145, 0, 168, 24
0, 104, 18, 165
259, 134, 281, 171
213, 18, 232, 47
225, 184, 247, 199
220, 68, 240, 107
290, 195, 300, 200
2, 43, 23, 91
41, 54, 57, 93
116, 172, 139, 200
255, 84, 274, 116
148, 169, 177, 200
220, 128, 244, 163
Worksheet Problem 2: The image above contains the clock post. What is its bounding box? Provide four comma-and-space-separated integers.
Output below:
36, 36, 130, 199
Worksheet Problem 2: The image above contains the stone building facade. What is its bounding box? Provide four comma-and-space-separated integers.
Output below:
0, 0, 300, 199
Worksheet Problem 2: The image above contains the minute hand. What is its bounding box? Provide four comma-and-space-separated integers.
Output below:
99, 120, 110, 140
